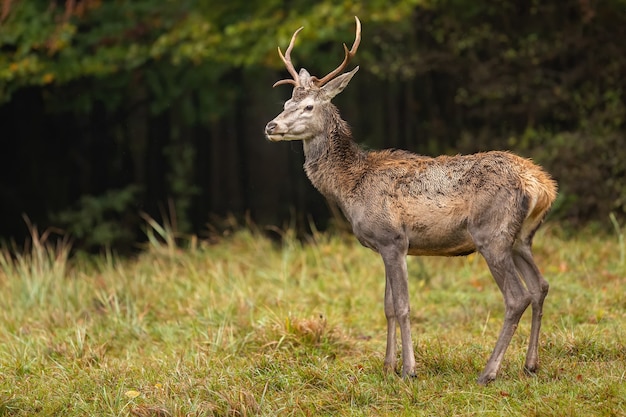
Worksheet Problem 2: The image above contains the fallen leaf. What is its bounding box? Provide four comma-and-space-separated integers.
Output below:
125, 390, 141, 399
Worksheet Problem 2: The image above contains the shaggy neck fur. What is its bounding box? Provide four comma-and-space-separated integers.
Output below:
302, 104, 365, 201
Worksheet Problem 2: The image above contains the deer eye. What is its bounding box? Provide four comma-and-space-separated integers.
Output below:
304, 105, 314, 111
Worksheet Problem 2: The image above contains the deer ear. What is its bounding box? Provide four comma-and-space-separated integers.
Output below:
320, 66, 359, 100
298, 68, 312, 86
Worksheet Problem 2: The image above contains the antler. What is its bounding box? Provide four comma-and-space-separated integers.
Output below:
312, 16, 361, 87
272, 26, 304, 88
272, 17, 361, 89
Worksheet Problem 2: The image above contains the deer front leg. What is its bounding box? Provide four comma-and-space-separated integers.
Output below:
383, 274, 397, 373
380, 245, 416, 378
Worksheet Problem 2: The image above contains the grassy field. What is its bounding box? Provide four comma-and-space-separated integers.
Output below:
0, 221, 625, 416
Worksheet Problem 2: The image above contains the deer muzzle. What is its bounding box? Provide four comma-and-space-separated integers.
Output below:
264, 121, 284, 141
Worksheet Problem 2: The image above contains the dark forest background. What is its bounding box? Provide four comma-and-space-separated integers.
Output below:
1, 0, 625, 251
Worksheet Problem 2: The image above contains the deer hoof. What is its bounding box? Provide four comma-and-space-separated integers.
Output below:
524, 364, 539, 375
401, 369, 418, 380
477, 372, 496, 386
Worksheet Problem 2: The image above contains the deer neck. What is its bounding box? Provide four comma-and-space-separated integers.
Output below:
302, 106, 364, 202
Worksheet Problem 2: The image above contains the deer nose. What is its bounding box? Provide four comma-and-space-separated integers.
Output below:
265, 121, 278, 135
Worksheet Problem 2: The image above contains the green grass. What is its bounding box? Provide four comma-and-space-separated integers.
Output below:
0, 222, 625, 416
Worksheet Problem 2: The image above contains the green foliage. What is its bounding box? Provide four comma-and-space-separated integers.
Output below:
2, 0, 626, 248
0, 1, 429, 104
164, 129, 200, 234
0, 227, 625, 415
50, 185, 141, 250
382, 0, 626, 225
509, 128, 626, 223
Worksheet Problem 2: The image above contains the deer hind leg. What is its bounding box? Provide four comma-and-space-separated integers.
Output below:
513, 240, 549, 374
475, 242, 532, 385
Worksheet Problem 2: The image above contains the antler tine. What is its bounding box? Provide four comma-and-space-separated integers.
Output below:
313, 16, 361, 87
272, 26, 304, 88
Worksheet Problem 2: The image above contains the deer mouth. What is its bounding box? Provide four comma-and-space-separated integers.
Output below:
266, 133, 285, 142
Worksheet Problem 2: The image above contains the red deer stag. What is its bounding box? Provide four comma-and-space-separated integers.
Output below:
264, 16, 557, 385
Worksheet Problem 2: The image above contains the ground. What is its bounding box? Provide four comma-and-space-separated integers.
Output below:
0, 223, 625, 416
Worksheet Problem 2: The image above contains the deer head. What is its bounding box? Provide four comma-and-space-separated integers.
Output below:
265, 17, 361, 142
